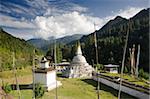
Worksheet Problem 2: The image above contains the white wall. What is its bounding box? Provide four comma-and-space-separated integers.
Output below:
34, 73, 46, 85
34, 71, 56, 87
47, 71, 56, 87
34, 70, 62, 91
92, 76, 149, 99
41, 62, 49, 68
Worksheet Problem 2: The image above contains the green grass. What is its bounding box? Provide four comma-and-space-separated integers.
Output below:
9, 77, 136, 99
1, 69, 137, 99
102, 73, 150, 88
0, 67, 32, 79
0, 67, 32, 86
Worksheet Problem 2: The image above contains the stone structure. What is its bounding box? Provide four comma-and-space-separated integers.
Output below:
104, 64, 119, 73
92, 75, 149, 99
33, 57, 61, 91
57, 59, 70, 73
63, 43, 94, 78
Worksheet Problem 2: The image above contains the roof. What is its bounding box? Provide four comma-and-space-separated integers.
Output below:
76, 43, 82, 55
104, 64, 119, 68
57, 62, 70, 66
34, 67, 55, 73
41, 57, 48, 63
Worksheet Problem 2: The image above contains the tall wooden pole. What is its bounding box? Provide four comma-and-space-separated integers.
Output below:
12, 52, 21, 99
118, 20, 130, 99
0, 57, 5, 99
136, 45, 140, 78
94, 23, 100, 99
54, 37, 58, 99
32, 50, 35, 99
51, 6, 58, 99
129, 44, 136, 75
0, 57, 6, 99
0, 57, 4, 87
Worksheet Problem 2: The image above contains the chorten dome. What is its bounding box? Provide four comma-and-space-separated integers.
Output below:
72, 55, 87, 64
72, 44, 87, 64
63, 42, 94, 78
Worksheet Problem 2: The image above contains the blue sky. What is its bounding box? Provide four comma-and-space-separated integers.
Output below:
0, 0, 148, 40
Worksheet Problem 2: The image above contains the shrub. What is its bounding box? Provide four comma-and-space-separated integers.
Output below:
34, 83, 45, 99
2, 83, 12, 94
139, 68, 149, 80
124, 66, 128, 73
94, 64, 104, 71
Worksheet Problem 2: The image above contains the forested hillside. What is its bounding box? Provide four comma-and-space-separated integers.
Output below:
62, 8, 149, 72
81, 8, 149, 72
0, 28, 41, 70
28, 34, 83, 52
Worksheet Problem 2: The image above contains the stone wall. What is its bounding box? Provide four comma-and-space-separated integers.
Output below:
92, 76, 149, 99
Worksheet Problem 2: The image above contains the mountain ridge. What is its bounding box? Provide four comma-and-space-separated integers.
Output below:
27, 34, 83, 51
67, 8, 149, 72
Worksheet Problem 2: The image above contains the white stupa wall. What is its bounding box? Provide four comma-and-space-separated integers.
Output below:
34, 73, 46, 85
34, 70, 57, 90
40, 62, 49, 68
47, 71, 56, 86
63, 43, 94, 78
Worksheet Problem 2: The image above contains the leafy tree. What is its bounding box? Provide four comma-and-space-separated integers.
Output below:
2, 83, 12, 94
94, 64, 104, 71
139, 68, 149, 80
34, 83, 45, 99
56, 44, 63, 63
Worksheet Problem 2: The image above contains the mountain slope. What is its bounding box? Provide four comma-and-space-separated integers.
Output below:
67, 8, 149, 72
57, 34, 83, 44
27, 38, 50, 49
28, 34, 83, 51
100, 16, 128, 32
0, 28, 41, 70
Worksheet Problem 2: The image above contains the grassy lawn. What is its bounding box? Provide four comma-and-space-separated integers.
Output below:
9, 77, 136, 99
0, 67, 32, 79
0, 67, 32, 86
0, 69, 136, 99
101, 73, 150, 88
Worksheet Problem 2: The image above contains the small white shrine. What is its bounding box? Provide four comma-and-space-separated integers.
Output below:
104, 64, 119, 73
33, 57, 61, 91
57, 59, 70, 73
63, 43, 94, 78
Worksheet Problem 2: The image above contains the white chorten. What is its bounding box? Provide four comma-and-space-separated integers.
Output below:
33, 57, 62, 91
72, 45, 87, 64
63, 43, 94, 78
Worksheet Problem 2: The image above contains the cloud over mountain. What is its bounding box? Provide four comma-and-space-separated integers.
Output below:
0, 0, 146, 40
33, 11, 102, 39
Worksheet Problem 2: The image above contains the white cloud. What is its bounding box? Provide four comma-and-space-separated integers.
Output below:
0, 15, 35, 29
4, 28, 34, 40
72, 5, 88, 12
117, 7, 144, 19
105, 7, 144, 21
1, 6, 144, 40
33, 11, 103, 39
33, 7, 143, 39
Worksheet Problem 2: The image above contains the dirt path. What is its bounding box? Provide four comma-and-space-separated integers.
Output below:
0, 87, 14, 99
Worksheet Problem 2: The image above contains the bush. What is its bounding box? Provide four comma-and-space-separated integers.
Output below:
139, 68, 149, 80
2, 83, 12, 94
94, 64, 104, 71
34, 83, 45, 99
124, 66, 128, 73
